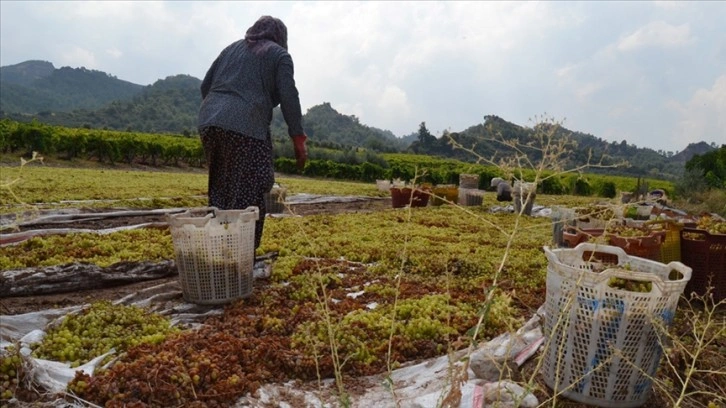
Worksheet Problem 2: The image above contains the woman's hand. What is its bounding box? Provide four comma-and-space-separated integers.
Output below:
292, 135, 307, 170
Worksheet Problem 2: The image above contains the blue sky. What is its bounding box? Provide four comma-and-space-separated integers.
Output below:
1, 1, 724, 153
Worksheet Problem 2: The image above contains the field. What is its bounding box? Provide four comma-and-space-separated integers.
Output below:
1, 161, 724, 408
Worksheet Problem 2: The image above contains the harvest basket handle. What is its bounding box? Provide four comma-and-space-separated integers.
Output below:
167, 207, 218, 227
184, 206, 219, 218
665, 261, 692, 282
572, 242, 629, 261
542, 243, 628, 265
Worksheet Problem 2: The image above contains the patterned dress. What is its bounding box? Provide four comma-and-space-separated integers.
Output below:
197, 17, 304, 250
200, 126, 274, 249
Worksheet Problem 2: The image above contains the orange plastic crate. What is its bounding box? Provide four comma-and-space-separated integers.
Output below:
563, 226, 665, 262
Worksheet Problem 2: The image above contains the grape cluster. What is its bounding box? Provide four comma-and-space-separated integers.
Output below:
0, 346, 22, 401
576, 205, 617, 221
68, 329, 261, 408
31, 301, 178, 368
606, 225, 651, 238
608, 277, 653, 293
697, 217, 726, 235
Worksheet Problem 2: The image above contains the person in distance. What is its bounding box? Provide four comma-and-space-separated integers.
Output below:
198, 15, 307, 249
491, 177, 513, 202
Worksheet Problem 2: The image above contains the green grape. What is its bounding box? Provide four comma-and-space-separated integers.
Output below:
697, 217, 726, 235
30, 301, 178, 367
0, 346, 22, 401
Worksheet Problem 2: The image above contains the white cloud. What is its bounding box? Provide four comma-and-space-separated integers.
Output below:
58, 1, 141, 19
575, 81, 605, 102
289, 1, 569, 135
106, 48, 123, 59
556, 64, 576, 79
607, 106, 630, 119
652, 1, 686, 10
377, 86, 411, 122
2, 1, 725, 152
58, 46, 97, 70
617, 21, 694, 51
667, 75, 726, 148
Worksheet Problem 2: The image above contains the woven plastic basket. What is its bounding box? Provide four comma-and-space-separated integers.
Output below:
390, 187, 429, 208
607, 231, 665, 262
459, 173, 479, 189
562, 226, 605, 248
264, 186, 287, 214
562, 225, 665, 262
513, 182, 537, 215
551, 207, 577, 247
458, 188, 484, 206
649, 220, 683, 264
375, 179, 391, 192
430, 185, 459, 206
625, 219, 681, 263
680, 227, 726, 301
541, 243, 691, 407
168, 207, 259, 305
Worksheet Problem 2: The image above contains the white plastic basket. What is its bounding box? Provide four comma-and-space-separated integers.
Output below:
459, 173, 480, 189
513, 181, 536, 195
512, 182, 537, 215
167, 207, 259, 305
458, 188, 484, 206
541, 243, 691, 407
376, 179, 391, 192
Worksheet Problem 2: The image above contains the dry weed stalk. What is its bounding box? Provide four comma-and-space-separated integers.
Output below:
283, 169, 432, 407
271, 203, 352, 407
312, 258, 352, 407
651, 291, 726, 407
382, 169, 427, 408
1, 151, 44, 231
274, 116, 635, 407
441, 115, 629, 407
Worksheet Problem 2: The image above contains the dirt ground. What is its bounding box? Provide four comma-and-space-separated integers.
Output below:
1, 197, 392, 315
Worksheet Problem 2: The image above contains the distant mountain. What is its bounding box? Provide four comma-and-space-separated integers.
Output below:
409, 115, 713, 179
0, 60, 55, 86
2, 72, 200, 134
270, 102, 408, 152
1, 60, 716, 178
669, 142, 716, 164
0, 60, 143, 113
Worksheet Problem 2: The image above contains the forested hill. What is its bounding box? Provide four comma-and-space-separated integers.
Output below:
20, 74, 204, 134
408, 115, 716, 179
1, 60, 200, 134
0, 61, 408, 143
1, 60, 717, 179
0, 60, 143, 113
270, 102, 410, 152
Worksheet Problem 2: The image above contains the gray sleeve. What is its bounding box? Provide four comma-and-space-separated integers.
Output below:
200, 55, 220, 99
276, 53, 305, 137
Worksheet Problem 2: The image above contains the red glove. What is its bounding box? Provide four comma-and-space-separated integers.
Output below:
292, 135, 307, 171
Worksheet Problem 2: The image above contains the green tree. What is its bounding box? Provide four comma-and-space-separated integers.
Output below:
685, 145, 726, 189
417, 122, 436, 146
